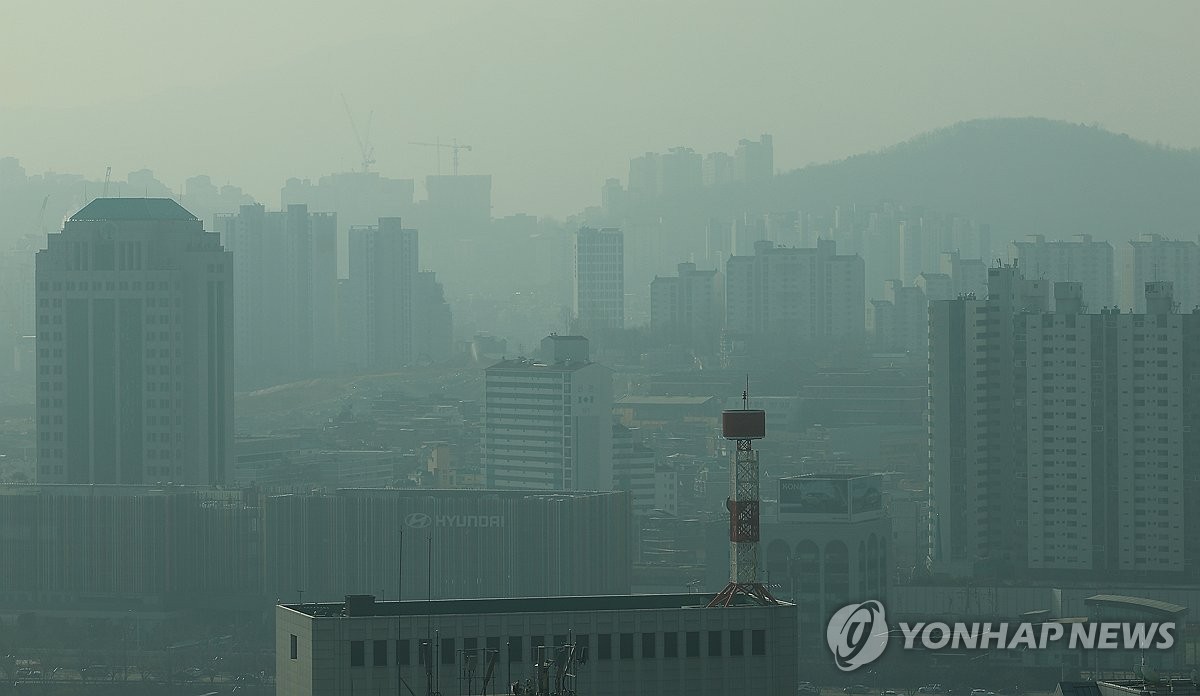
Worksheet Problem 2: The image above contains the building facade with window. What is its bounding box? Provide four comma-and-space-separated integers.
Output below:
276, 593, 796, 696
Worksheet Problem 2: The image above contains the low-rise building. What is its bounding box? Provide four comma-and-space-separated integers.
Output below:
276, 592, 797, 696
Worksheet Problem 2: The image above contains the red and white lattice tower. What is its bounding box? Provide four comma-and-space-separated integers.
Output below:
706, 390, 780, 607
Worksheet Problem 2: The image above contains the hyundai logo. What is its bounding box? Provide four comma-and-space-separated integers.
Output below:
404, 513, 432, 529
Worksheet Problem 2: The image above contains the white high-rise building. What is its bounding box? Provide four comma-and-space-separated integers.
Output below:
1009, 233, 1114, 309
930, 269, 1197, 580
35, 198, 233, 485
1025, 281, 1186, 574
483, 335, 613, 491
1121, 233, 1200, 312
574, 227, 624, 335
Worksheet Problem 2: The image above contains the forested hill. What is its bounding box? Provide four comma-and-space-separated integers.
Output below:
763, 118, 1200, 242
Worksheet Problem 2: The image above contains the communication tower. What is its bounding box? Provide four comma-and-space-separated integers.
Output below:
707, 386, 779, 607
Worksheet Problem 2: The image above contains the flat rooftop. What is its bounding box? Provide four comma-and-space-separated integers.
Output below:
283, 593, 792, 619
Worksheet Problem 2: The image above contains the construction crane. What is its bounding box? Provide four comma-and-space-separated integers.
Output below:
340, 94, 376, 173
409, 139, 472, 176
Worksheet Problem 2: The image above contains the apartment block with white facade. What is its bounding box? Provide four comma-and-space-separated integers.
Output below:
1010, 233, 1115, 309
1121, 233, 1200, 312
574, 227, 624, 335
483, 335, 613, 491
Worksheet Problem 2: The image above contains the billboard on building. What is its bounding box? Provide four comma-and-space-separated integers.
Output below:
779, 477, 849, 515
850, 476, 883, 516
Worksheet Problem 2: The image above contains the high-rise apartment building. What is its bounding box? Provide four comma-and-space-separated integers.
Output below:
1121, 233, 1200, 312
734, 134, 773, 182
1009, 233, 1115, 309
724, 239, 864, 350
649, 262, 724, 354
574, 227, 624, 335
930, 267, 1198, 581
215, 203, 337, 386
1025, 281, 1190, 575
928, 265, 1049, 579
483, 335, 613, 491
345, 218, 418, 371
35, 199, 232, 485
867, 279, 928, 358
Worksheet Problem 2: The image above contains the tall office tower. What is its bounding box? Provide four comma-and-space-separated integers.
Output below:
483, 335, 613, 491
1009, 233, 1115, 309
724, 239, 865, 350
345, 218, 418, 371
35, 199, 232, 485
215, 203, 336, 386
1122, 234, 1200, 312
734, 134, 773, 182
939, 250, 988, 297
928, 264, 1049, 579
649, 262, 724, 354
573, 227, 624, 335
417, 174, 492, 270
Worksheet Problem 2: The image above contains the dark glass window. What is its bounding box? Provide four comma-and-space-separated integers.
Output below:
708, 631, 722, 657
397, 639, 410, 665
531, 635, 544, 662
620, 633, 634, 659
686, 631, 700, 657
419, 641, 432, 665
508, 637, 523, 663
752, 630, 766, 655
374, 640, 388, 666
290, 634, 298, 660
441, 638, 455, 665
597, 634, 612, 660
663, 632, 678, 658
729, 630, 744, 656
576, 634, 590, 663
350, 640, 365, 667
641, 632, 656, 658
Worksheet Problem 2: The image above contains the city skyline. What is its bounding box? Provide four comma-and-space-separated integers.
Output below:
5, 2, 1200, 217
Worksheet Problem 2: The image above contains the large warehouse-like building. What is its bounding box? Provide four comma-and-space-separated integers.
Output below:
277, 593, 797, 696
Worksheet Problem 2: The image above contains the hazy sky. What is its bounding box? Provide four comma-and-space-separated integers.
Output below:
3, 1, 1199, 218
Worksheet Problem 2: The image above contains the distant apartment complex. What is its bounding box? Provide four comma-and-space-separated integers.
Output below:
724, 239, 865, 353
573, 227, 624, 335
1121, 233, 1200, 312
216, 203, 337, 386
1010, 233, 1115, 309
649, 262, 724, 354
483, 335, 613, 491
35, 198, 232, 485
929, 266, 1200, 580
